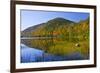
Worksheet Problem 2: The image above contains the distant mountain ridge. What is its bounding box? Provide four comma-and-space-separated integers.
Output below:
21, 17, 75, 37
47, 17, 75, 24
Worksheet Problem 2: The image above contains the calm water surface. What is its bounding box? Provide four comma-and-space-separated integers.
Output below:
21, 44, 84, 63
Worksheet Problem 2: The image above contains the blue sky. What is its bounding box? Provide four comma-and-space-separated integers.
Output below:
21, 10, 89, 31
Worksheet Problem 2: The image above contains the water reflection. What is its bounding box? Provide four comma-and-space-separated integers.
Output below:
21, 44, 84, 63
21, 37, 86, 63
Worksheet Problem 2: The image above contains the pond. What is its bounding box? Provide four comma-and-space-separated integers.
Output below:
21, 43, 84, 63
